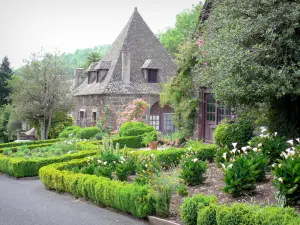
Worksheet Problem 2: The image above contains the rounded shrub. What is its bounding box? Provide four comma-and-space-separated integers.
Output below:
76, 127, 101, 139
214, 117, 254, 148
58, 126, 82, 138
119, 122, 155, 137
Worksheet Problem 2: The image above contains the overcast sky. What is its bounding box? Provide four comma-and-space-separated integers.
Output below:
0, 0, 201, 68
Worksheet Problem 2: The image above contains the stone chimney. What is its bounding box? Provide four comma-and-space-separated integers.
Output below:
74, 68, 85, 87
122, 51, 130, 86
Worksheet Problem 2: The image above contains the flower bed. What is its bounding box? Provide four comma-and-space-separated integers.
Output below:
39, 158, 158, 218
0, 149, 98, 177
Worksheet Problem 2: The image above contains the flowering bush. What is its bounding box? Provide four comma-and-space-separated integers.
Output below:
97, 106, 113, 134
117, 99, 149, 126
115, 154, 137, 181
249, 128, 288, 164
180, 150, 208, 185
272, 138, 300, 205
135, 154, 161, 185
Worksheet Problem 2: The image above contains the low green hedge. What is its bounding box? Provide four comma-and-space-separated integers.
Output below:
0, 138, 62, 150
181, 194, 300, 225
134, 144, 217, 169
39, 158, 157, 218
119, 122, 155, 137
0, 150, 98, 178
76, 127, 101, 139
1, 143, 56, 154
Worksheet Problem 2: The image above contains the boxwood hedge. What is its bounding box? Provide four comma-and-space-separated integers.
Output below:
0, 150, 98, 178
39, 158, 156, 218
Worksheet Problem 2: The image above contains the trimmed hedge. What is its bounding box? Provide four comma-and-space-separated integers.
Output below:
1, 143, 56, 154
0, 150, 98, 178
134, 144, 218, 168
76, 127, 101, 139
39, 158, 156, 218
58, 126, 82, 138
0, 138, 62, 151
181, 194, 300, 225
119, 122, 155, 137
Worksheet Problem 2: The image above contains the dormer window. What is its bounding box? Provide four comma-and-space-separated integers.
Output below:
147, 69, 158, 83
97, 69, 108, 83
88, 71, 97, 84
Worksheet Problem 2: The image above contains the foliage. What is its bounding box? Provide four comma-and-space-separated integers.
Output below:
142, 131, 157, 146
0, 104, 16, 142
160, 40, 199, 138
158, 4, 201, 55
180, 150, 208, 185
222, 152, 268, 197
250, 130, 288, 164
0, 56, 13, 106
76, 126, 100, 139
96, 105, 113, 133
119, 121, 155, 137
185, 140, 217, 162
84, 52, 101, 69
115, 154, 136, 181
117, 99, 149, 126
181, 193, 217, 225
0, 149, 98, 177
39, 158, 156, 218
197, 204, 217, 225
58, 126, 82, 138
214, 117, 254, 148
135, 154, 161, 185
272, 140, 300, 205
177, 184, 189, 196
0, 138, 62, 150
9, 50, 73, 139
198, 0, 300, 137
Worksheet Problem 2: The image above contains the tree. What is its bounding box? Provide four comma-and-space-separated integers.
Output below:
84, 52, 101, 69
10, 51, 73, 140
158, 4, 201, 55
197, 0, 300, 137
0, 56, 13, 106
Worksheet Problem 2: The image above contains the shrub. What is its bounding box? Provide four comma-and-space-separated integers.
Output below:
197, 204, 217, 225
272, 146, 300, 205
58, 126, 82, 138
39, 158, 159, 218
214, 117, 254, 148
177, 184, 189, 196
119, 121, 155, 137
76, 127, 101, 139
181, 193, 217, 225
186, 140, 217, 162
249, 132, 288, 164
222, 154, 260, 197
180, 153, 208, 186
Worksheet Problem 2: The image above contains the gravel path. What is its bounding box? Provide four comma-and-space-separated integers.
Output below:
0, 174, 148, 225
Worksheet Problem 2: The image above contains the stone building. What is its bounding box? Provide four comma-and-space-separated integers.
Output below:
73, 8, 177, 133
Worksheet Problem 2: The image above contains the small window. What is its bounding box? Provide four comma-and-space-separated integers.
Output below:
97, 69, 108, 83
92, 112, 97, 122
148, 69, 158, 83
79, 111, 84, 120
150, 115, 160, 131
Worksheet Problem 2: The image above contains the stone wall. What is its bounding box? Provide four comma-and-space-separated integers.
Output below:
72, 94, 160, 129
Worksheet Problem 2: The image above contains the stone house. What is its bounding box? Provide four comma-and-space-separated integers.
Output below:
72, 8, 177, 133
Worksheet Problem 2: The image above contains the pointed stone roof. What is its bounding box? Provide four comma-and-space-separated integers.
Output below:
74, 8, 177, 96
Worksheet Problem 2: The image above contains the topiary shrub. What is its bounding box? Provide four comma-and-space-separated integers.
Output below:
214, 117, 254, 148
119, 122, 155, 137
76, 127, 101, 139
181, 193, 217, 225
58, 126, 82, 138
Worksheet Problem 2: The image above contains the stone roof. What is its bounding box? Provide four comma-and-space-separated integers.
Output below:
86, 62, 98, 72
74, 7, 177, 96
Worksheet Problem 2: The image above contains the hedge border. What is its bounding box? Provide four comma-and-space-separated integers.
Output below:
0, 138, 63, 150
0, 150, 98, 178
39, 158, 156, 218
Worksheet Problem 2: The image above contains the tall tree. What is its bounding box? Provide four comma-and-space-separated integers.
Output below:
0, 56, 13, 106
158, 4, 201, 56
198, 0, 300, 137
10, 51, 73, 140
84, 52, 101, 69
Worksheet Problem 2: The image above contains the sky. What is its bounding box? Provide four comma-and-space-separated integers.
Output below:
0, 0, 201, 68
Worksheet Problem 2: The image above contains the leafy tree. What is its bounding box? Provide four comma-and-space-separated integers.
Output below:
84, 52, 101, 69
198, 0, 300, 137
0, 56, 13, 106
0, 105, 15, 142
158, 4, 201, 55
10, 51, 73, 140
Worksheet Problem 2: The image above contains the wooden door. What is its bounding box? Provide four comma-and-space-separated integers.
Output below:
204, 93, 216, 142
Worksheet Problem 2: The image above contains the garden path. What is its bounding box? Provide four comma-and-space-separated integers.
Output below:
0, 174, 148, 225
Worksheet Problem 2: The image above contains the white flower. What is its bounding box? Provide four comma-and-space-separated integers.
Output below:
103, 161, 107, 165
193, 158, 198, 163
260, 127, 267, 133
274, 132, 278, 136
227, 164, 233, 169
231, 148, 237, 154
258, 143, 262, 148
67, 151, 72, 154
296, 138, 300, 143
188, 147, 192, 151
278, 164, 282, 168
97, 160, 102, 164
145, 164, 148, 168
278, 177, 283, 183
151, 153, 155, 158
253, 147, 258, 152
241, 147, 247, 151
221, 164, 226, 170
232, 143, 238, 148
120, 157, 125, 161
287, 140, 294, 146
222, 152, 227, 159
281, 152, 288, 159
272, 163, 276, 168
